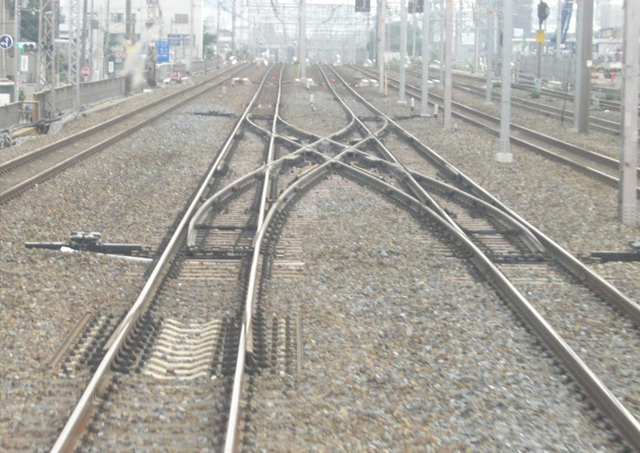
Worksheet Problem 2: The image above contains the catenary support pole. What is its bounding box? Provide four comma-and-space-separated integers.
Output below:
378, 0, 386, 94
125, 0, 132, 94
439, 0, 444, 87
618, 0, 639, 225
399, 0, 407, 103
574, 0, 593, 133
189, 0, 194, 70
412, 9, 417, 58
555, 0, 562, 78
300, 0, 306, 80
13, 0, 20, 102
485, 0, 494, 103
496, 0, 513, 162
443, 0, 452, 129
421, 1, 431, 116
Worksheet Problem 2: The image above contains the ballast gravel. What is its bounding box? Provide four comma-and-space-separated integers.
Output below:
1, 63, 639, 451
0, 66, 266, 450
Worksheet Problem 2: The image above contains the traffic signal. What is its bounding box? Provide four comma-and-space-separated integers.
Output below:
260, 39, 264, 45
18, 42, 36, 50
355, 0, 370, 13
293, 40, 297, 45
537, 1, 550, 28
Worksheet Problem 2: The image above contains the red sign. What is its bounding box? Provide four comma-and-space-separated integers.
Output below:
81, 66, 91, 78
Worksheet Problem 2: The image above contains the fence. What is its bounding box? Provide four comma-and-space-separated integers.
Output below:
516, 53, 576, 85
0, 102, 22, 131
35, 77, 126, 118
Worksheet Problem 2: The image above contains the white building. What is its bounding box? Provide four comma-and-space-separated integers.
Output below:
81, 0, 204, 77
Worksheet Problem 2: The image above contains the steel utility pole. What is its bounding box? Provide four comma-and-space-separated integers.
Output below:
81, 0, 88, 67
378, 0, 386, 94
412, 8, 417, 58
232, 0, 236, 53
574, 0, 593, 133
1, 2, 4, 79
456, 0, 462, 64
399, 0, 407, 103
443, 0, 452, 129
13, 0, 20, 102
618, 0, 639, 225
473, 2, 479, 73
496, 0, 513, 162
38, 0, 57, 118
69, 0, 81, 111
125, 0, 132, 94
485, 0, 494, 103
104, 0, 110, 77
421, 0, 430, 116
439, 0, 444, 87
299, 0, 306, 80
555, 0, 562, 77
89, 0, 94, 74
189, 0, 194, 70
216, 0, 221, 62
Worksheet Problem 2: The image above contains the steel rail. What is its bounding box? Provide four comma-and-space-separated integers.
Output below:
224, 63, 285, 453
0, 64, 247, 175
410, 67, 626, 112
352, 65, 640, 197
449, 81, 622, 135
0, 64, 251, 205
377, 66, 631, 170
339, 64, 640, 327
340, 161, 640, 450
324, 64, 470, 234
49, 65, 275, 453
336, 64, 640, 448
223, 78, 388, 453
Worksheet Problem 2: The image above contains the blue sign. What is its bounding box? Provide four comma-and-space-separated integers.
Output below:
156, 40, 170, 63
0, 34, 14, 50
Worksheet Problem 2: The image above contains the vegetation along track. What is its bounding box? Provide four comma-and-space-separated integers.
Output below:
0, 63, 251, 205
354, 65, 639, 196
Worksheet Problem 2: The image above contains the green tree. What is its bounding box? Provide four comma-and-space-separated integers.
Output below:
16, 1, 43, 43
203, 31, 217, 59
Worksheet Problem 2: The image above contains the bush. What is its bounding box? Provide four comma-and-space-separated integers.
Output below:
531, 90, 541, 99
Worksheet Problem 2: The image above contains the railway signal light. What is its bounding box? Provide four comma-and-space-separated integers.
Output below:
355, 0, 370, 13
538, 1, 550, 29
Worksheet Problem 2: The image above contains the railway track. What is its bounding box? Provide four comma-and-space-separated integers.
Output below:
5, 62, 640, 451
353, 65, 638, 196
412, 67, 625, 112
449, 79, 622, 135
248, 62, 640, 449
0, 63, 251, 205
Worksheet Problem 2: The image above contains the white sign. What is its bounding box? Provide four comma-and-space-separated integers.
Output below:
21, 55, 28, 72
108, 61, 114, 73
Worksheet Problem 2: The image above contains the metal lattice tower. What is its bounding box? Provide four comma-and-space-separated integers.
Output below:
243, 1, 370, 63
147, 0, 162, 33
38, 0, 58, 118
69, 0, 81, 111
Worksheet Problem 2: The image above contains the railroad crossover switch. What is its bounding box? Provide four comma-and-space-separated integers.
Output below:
25, 231, 144, 257
586, 241, 640, 263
